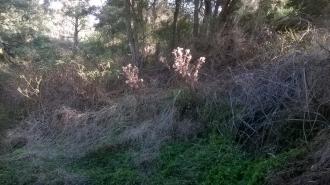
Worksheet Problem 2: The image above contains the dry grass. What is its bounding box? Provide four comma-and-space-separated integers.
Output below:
39, 62, 108, 110
181, 26, 330, 152
5, 90, 202, 161
0, 88, 205, 184
218, 27, 330, 151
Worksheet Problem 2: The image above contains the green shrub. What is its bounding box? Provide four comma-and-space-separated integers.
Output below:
80, 34, 112, 60
288, 0, 330, 17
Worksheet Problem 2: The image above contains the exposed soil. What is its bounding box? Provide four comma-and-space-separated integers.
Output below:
270, 129, 330, 185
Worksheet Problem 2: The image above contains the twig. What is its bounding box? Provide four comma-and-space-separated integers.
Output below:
317, 41, 330, 54
302, 67, 309, 145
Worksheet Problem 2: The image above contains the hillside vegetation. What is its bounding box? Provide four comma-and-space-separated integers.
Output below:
0, 0, 330, 184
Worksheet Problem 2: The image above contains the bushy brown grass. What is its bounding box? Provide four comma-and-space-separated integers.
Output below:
197, 26, 330, 151
0, 88, 205, 184
5, 90, 203, 162
39, 62, 108, 110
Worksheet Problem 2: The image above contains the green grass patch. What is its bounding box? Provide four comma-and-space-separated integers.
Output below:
0, 134, 302, 185
0, 162, 18, 185
71, 147, 142, 185
0, 149, 78, 185
70, 134, 301, 185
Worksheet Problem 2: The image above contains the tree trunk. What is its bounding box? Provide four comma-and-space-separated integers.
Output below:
125, 0, 141, 67
73, 16, 79, 56
213, 0, 221, 18
219, 0, 238, 24
193, 0, 200, 37
171, 0, 181, 49
137, 0, 146, 66
210, 0, 221, 35
152, 0, 158, 27
202, 0, 212, 37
